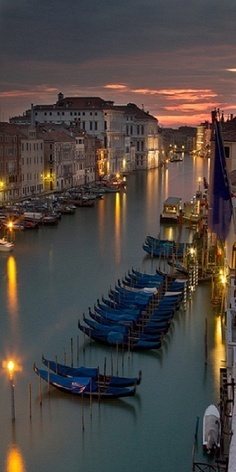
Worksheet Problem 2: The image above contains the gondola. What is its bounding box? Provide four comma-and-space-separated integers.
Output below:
96, 299, 141, 316
92, 306, 140, 324
84, 312, 169, 336
34, 365, 136, 399
42, 356, 142, 387
78, 321, 162, 350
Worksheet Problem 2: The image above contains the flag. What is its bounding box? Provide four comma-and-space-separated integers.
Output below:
208, 120, 232, 242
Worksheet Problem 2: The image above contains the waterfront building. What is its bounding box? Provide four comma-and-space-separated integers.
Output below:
10, 94, 162, 174
0, 122, 25, 202
161, 126, 196, 155
21, 125, 44, 198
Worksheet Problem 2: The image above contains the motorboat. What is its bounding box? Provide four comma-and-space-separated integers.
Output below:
160, 197, 183, 224
203, 404, 221, 454
0, 238, 14, 252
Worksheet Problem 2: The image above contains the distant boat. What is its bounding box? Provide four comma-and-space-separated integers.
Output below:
0, 238, 14, 252
203, 404, 221, 454
169, 153, 183, 162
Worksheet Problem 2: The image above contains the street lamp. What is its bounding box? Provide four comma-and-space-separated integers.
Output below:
3, 359, 22, 421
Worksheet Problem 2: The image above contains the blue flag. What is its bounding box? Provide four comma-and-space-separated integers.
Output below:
208, 120, 232, 242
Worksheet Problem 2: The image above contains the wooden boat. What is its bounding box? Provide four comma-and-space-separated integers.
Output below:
0, 238, 14, 252
24, 219, 39, 229
101, 295, 142, 312
34, 365, 136, 399
68, 198, 94, 207
167, 260, 188, 275
97, 298, 141, 316
42, 356, 142, 387
78, 321, 162, 350
108, 289, 152, 309
169, 154, 183, 162
83, 315, 129, 334
23, 211, 43, 221
203, 404, 221, 454
160, 197, 183, 224
41, 214, 59, 225
91, 307, 140, 324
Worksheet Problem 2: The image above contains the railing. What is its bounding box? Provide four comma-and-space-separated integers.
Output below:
192, 461, 228, 471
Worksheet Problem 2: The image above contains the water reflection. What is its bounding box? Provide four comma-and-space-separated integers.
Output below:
7, 256, 18, 317
5, 444, 26, 472
114, 192, 121, 263
211, 315, 226, 391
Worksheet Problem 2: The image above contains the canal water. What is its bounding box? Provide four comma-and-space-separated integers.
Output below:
0, 155, 225, 472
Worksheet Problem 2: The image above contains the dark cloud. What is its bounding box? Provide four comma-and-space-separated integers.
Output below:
0, 0, 236, 126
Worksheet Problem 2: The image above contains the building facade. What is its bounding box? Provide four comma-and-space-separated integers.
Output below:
10, 94, 162, 174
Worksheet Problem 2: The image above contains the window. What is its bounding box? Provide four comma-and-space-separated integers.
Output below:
90, 122, 93, 130
225, 146, 230, 158
94, 122, 98, 131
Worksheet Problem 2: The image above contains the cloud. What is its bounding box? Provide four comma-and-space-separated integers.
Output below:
0, 0, 236, 126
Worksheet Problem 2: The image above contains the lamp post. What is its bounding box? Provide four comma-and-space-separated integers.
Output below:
8, 360, 15, 421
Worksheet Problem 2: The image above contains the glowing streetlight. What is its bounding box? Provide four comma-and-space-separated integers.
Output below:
3, 359, 22, 421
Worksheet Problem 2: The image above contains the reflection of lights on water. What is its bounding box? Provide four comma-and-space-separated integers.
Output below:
5, 445, 26, 472
114, 193, 121, 263
211, 316, 226, 390
7, 256, 18, 315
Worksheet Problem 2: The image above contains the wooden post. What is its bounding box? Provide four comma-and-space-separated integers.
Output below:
82, 393, 85, 431
47, 363, 50, 394
205, 318, 208, 365
116, 343, 119, 376
71, 337, 73, 367
28, 382, 32, 419
77, 335, 79, 364
90, 378, 93, 417
104, 357, 107, 382
39, 376, 42, 406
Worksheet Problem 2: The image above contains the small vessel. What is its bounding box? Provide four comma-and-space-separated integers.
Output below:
42, 356, 142, 387
34, 365, 136, 399
203, 404, 221, 454
0, 238, 14, 252
160, 197, 183, 224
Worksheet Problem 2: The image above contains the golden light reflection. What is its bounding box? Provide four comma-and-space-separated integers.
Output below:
211, 316, 226, 391
7, 256, 18, 316
114, 192, 121, 263
98, 198, 105, 250
5, 444, 26, 472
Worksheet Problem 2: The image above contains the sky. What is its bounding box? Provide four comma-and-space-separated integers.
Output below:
0, 0, 236, 128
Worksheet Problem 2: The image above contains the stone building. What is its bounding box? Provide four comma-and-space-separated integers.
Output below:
10, 94, 162, 174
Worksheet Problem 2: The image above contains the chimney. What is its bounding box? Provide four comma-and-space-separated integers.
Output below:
31, 103, 34, 126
